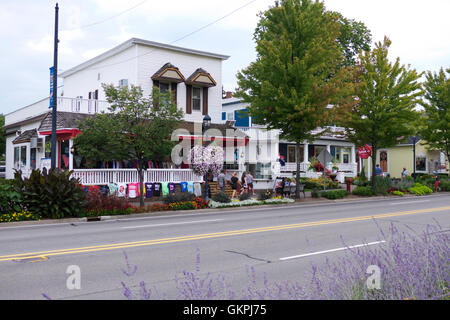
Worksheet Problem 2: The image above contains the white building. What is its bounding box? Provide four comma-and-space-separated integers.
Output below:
222, 93, 359, 188
4, 38, 239, 183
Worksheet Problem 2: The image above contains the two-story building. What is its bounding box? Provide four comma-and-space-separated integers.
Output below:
4, 38, 248, 185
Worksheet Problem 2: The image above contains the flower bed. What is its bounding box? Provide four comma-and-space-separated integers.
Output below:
209, 198, 295, 208
0, 210, 40, 223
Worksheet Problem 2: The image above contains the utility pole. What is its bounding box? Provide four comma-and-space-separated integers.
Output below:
51, 3, 59, 169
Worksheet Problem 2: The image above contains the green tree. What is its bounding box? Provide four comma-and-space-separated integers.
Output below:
74, 84, 183, 207
236, 0, 352, 198
0, 114, 5, 160
332, 11, 372, 67
337, 37, 423, 186
419, 67, 450, 165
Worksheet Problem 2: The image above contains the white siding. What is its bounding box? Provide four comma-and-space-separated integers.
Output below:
62, 46, 138, 101
136, 44, 224, 124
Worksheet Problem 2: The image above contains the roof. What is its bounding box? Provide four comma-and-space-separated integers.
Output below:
38, 112, 94, 132
12, 129, 38, 144
60, 38, 230, 78
397, 136, 422, 146
185, 68, 217, 87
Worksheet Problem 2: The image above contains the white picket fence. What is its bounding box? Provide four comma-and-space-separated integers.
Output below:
72, 169, 203, 185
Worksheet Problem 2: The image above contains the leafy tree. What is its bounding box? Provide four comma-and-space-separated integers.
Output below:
419, 67, 450, 165
0, 114, 5, 160
337, 37, 423, 186
74, 84, 183, 207
332, 12, 372, 67
236, 0, 353, 198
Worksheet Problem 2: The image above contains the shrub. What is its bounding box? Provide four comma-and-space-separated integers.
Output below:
239, 192, 251, 201
193, 197, 209, 209
311, 189, 320, 198
392, 191, 404, 197
408, 183, 433, 196
0, 179, 23, 214
392, 180, 414, 192
13, 169, 87, 219
84, 188, 134, 216
321, 190, 349, 199
257, 189, 273, 201
212, 191, 231, 203
372, 176, 392, 195
300, 177, 338, 190
163, 192, 195, 205
352, 186, 375, 197
439, 179, 450, 191
151, 203, 170, 211
0, 210, 40, 223
169, 201, 196, 211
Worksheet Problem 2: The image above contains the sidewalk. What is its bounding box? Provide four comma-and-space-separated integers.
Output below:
1, 192, 447, 228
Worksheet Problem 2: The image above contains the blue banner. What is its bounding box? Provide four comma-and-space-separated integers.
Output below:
49, 66, 54, 108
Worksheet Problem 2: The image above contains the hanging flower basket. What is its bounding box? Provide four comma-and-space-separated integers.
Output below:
189, 145, 224, 177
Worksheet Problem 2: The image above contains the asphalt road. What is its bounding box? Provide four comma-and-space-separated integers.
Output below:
0, 194, 449, 300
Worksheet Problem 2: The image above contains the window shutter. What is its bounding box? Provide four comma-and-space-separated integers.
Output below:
222, 112, 226, 121
153, 80, 160, 89
186, 84, 192, 114
94, 89, 98, 100
202, 87, 208, 115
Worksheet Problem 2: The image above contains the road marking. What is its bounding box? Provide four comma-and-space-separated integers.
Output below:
279, 241, 386, 261
390, 200, 431, 205
121, 219, 224, 229
0, 206, 448, 262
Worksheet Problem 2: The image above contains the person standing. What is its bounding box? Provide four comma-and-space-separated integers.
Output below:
240, 172, 247, 195
434, 171, 441, 192
401, 168, 408, 181
230, 172, 239, 199
375, 164, 383, 176
217, 170, 226, 193
246, 172, 254, 196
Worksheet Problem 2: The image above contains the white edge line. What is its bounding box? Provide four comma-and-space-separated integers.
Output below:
279, 240, 386, 261
390, 200, 431, 205
121, 219, 224, 229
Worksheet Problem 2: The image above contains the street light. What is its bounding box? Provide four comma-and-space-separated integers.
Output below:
202, 115, 211, 201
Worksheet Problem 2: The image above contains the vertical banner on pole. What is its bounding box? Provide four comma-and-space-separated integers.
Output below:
49, 66, 54, 108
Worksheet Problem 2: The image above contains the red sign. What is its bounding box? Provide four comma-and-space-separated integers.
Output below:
358, 145, 372, 159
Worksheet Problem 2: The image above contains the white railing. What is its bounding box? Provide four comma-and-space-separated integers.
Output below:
72, 169, 203, 185
5, 97, 111, 126
280, 162, 312, 172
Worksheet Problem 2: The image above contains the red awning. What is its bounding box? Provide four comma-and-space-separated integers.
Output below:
38, 129, 81, 140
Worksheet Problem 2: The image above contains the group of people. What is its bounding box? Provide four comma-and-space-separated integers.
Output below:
216, 170, 254, 200
273, 177, 296, 197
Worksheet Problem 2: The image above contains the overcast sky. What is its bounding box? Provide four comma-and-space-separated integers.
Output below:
1, 0, 449, 115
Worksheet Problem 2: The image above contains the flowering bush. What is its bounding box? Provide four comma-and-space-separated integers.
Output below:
168, 201, 196, 211
189, 145, 224, 177
150, 203, 170, 211
300, 177, 338, 190
193, 197, 209, 209
0, 210, 40, 223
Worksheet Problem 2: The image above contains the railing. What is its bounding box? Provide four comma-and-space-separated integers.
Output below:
280, 162, 312, 172
280, 162, 357, 174
5, 97, 111, 126
72, 169, 203, 185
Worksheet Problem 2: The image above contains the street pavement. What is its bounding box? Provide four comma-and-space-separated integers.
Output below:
0, 194, 448, 299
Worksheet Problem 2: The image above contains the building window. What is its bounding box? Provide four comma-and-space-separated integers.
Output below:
416, 157, 426, 171
159, 82, 170, 94
192, 87, 202, 111
14, 147, 20, 170
119, 79, 128, 87
288, 146, 296, 163
227, 112, 234, 121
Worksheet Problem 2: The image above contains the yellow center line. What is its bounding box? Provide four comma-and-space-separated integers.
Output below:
1, 206, 449, 262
